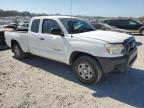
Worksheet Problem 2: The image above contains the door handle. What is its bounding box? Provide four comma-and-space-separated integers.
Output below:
39, 37, 45, 40
53, 49, 62, 51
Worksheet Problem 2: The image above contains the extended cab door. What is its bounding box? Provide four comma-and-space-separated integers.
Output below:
28, 19, 42, 55
29, 18, 66, 62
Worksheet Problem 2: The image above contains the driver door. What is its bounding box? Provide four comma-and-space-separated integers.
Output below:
37, 19, 66, 62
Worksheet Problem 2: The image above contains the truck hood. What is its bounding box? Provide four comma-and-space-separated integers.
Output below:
72, 30, 132, 43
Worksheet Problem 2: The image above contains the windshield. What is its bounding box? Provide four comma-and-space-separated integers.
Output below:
60, 18, 95, 34
135, 20, 144, 24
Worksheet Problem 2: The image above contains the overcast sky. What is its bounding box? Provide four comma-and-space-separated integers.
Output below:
0, 0, 144, 17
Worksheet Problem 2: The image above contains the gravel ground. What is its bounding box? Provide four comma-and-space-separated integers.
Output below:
0, 35, 144, 108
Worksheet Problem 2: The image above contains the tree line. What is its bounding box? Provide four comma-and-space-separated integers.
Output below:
0, 9, 144, 22
0, 9, 32, 16
0, 9, 48, 17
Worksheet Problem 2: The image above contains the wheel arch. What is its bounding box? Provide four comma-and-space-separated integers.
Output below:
69, 51, 102, 67
11, 40, 19, 52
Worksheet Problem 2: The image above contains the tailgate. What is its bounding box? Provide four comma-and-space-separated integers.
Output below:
0, 31, 5, 40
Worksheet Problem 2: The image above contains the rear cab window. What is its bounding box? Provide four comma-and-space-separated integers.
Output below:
31, 19, 40, 33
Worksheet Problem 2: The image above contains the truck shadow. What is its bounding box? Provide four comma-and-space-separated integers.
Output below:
19, 56, 144, 108
92, 68, 144, 108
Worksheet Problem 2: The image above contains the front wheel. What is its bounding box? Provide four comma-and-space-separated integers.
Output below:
73, 56, 103, 84
140, 29, 144, 36
12, 43, 26, 59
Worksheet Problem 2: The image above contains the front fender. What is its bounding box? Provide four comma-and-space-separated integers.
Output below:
64, 37, 108, 64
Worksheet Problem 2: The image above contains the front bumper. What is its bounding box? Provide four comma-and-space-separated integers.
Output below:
97, 48, 138, 73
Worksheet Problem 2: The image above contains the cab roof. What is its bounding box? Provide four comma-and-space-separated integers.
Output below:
32, 16, 76, 20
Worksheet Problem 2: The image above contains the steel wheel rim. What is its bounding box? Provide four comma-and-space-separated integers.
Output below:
14, 46, 20, 57
77, 63, 94, 80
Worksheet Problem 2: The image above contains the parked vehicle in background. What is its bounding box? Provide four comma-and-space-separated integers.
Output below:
17, 22, 29, 31
104, 19, 144, 35
0, 20, 17, 30
17, 21, 30, 31
17, 20, 30, 25
5, 16, 137, 84
90, 21, 130, 34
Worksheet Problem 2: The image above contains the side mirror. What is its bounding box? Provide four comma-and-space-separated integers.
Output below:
51, 28, 64, 36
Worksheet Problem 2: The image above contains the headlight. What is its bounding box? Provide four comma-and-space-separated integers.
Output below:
105, 43, 124, 55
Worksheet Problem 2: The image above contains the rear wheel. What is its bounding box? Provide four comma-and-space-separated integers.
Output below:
12, 43, 26, 59
73, 56, 103, 84
140, 29, 144, 36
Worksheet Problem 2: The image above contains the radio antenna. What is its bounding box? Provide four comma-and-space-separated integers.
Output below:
71, 0, 73, 16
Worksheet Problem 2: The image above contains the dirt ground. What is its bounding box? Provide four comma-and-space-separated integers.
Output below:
0, 35, 144, 108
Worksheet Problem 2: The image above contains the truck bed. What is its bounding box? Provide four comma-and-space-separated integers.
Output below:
5, 30, 29, 52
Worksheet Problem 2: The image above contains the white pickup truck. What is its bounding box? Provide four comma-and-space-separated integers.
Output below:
5, 16, 138, 84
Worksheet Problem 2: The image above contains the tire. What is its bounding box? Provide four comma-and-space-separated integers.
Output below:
12, 43, 26, 59
73, 56, 103, 84
140, 29, 144, 36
